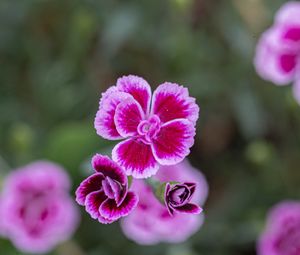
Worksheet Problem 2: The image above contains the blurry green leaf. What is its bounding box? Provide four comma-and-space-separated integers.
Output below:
232, 87, 267, 139
44, 122, 109, 177
170, 0, 193, 11
102, 6, 139, 56
167, 244, 196, 255
245, 140, 274, 165
9, 123, 34, 152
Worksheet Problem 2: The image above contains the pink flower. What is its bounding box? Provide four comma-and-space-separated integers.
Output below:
254, 2, 300, 104
0, 161, 79, 254
164, 182, 202, 216
120, 160, 208, 245
94, 75, 199, 179
258, 201, 300, 255
75, 154, 138, 224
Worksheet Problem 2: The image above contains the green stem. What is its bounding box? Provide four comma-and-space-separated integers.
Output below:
145, 178, 166, 204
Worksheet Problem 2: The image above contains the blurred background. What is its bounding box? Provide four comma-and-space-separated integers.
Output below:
1, 0, 300, 254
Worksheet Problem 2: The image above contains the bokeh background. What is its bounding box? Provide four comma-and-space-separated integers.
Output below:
1, 0, 300, 254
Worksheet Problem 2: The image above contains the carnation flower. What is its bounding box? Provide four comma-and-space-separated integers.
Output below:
94, 75, 199, 178
258, 201, 300, 255
0, 161, 79, 254
121, 160, 208, 245
75, 154, 138, 224
164, 182, 202, 216
254, 1, 300, 104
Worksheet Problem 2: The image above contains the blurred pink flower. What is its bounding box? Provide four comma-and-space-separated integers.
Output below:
0, 161, 79, 254
120, 160, 208, 245
75, 154, 138, 224
164, 182, 202, 216
94, 75, 199, 179
258, 201, 300, 255
254, 1, 300, 104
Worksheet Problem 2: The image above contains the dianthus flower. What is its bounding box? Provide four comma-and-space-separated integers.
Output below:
121, 160, 208, 245
76, 154, 138, 224
258, 201, 300, 255
254, 2, 300, 104
164, 182, 202, 216
0, 161, 79, 254
94, 75, 199, 178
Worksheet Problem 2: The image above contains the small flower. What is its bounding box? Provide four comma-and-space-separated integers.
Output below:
165, 182, 202, 216
75, 154, 138, 224
254, 1, 300, 104
0, 161, 79, 254
258, 201, 300, 255
121, 160, 208, 245
94, 75, 199, 178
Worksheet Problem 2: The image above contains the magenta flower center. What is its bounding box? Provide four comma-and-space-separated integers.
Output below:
280, 54, 297, 72
279, 26, 300, 74
102, 176, 122, 200
283, 27, 300, 42
275, 221, 300, 255
169, 186, 190, 206
137, 115, 161, 143
18, 190, 53, 236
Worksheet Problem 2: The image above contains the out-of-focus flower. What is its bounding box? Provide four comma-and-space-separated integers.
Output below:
94, 75, 199, 179
254, 1, 300, 104
164, 182, 202, 216
258, 201, 300, 255
0, 161, 79, 254
120, 160, 208, 245
75, 154, 138, 224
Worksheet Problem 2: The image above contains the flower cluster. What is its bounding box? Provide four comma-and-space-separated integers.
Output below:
254, 1, 300, 104
0, 161, 79, 254
75, 74, 206, 243
258, 201, 300, 255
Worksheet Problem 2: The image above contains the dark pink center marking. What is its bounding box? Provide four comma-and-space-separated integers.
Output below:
137, 115, 161, 144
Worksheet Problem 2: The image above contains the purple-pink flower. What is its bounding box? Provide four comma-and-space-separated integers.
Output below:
0, 161, 79, 254
75, 154, 138, 224
254, 1, 300, 104
165, 182, 202, 216
258, 201, 300, 255
121, 160, 208, 245
94, 75, 199, 179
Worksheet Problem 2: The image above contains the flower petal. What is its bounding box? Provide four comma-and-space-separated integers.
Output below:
101, 177, 116, 199
173, 203, 202, 215
151, 82, 199, 125
164, 183, 174, 216
85, 190, 107, 219
112, 139, 159, 179
185, 182, 197, 197
92, 154, 127, 185
99, 191, 138, 221
75, 173, 104, 205
102, 177, 126, 206
116, 75, 151, 114
254, 27, 297, 85
97, 215, 114, 224
275, 1, 300, 25
282, 26, 300, 43
151, 119, 195, 165
114, 98, 144, 137
94, 87, 132, 140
